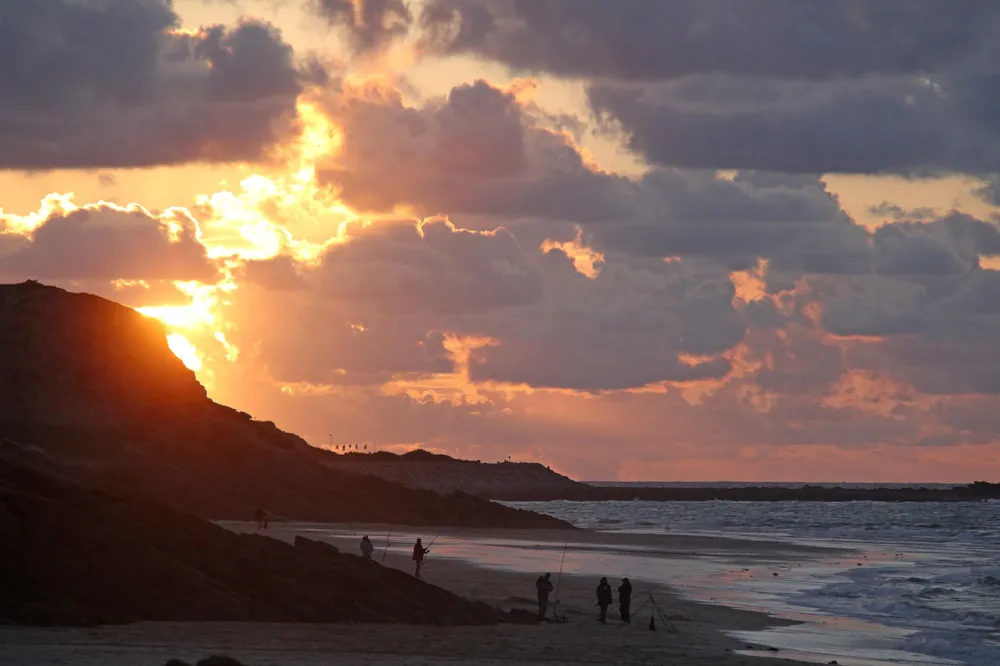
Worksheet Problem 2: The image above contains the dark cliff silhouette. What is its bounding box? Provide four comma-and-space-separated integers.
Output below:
0, 460, 509, 626
0, 281, 568, 529
322, 449, 586, 497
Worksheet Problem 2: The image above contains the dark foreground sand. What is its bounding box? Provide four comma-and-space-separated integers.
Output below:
0, 524, 835, 666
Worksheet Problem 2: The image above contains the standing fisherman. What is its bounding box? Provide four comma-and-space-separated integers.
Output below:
360, 535, 374, 560
535, 573, 554, 620
596, 577, 613, 624
412, 538, 430, 578
618, 577, 633, 623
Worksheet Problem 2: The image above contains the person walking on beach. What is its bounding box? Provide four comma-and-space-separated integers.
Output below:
254, 507, 268, 530
360, 535, 374, 560
596, 577, 613, 623
412, 538, 430, 578
618, 577, 633, 623
535, 573, 554, 620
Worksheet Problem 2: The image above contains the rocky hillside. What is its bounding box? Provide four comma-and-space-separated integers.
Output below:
0, 281, 568, 529
0, 460, 507, 626
321, 450, 588, 499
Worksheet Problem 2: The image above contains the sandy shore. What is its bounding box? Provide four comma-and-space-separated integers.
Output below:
0, 524, 838, 666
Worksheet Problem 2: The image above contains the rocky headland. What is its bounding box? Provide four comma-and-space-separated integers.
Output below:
0, 281, 567, 529
319, 449, 586, 497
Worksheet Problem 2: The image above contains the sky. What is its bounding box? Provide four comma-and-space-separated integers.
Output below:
3, 1, 1000, 482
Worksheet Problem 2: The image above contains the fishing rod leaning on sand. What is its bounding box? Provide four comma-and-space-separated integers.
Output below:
381, 525, 393, 562
551, 538, 569, 620
630, 591, 678, 633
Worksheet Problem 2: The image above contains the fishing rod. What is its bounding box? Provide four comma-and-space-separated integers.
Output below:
381, 525, 393, 562
427, 507, 462, 548
551, 539, 569, 619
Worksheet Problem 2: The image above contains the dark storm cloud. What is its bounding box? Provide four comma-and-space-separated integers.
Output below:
0, 205, 218, 281
816, 275, 930, 338
316, 0, 412, 52
417, 2, 1000, 176
596, 170, 872, 274
873, 224, 975, 278
587, 74, 1000, 176
419, 0, 1000, 81
0, 0, 307, 169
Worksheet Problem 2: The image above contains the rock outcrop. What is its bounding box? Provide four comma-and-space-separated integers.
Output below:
320, 449, 588, 498
0, 461, 505, 626
0, 282, 569, 529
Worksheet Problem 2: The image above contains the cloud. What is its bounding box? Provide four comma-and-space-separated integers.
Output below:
868, 202, 937, 221
412, 3, 1000, 177
316, 0, 413, 52
230, 214, 751, 392
317, 78, 879, 277
848, 333, 1000, 396
311, 216, 544, 315
0, 0, 309, 169
594, 170, 870, 274
973, 175, 1000, 206
318, 79, 636, 222
0, 202, 218, 282
419, 1, 1000, 81
587, 73, 1000, 176
467, 259, 743, 390
231, 216, 543, 386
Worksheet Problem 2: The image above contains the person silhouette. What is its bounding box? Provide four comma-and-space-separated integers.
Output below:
412, 538, 430, 577
596, 577, 613, 623
360, 535, 374, 560
618, 577, 633, 623
535, 573, 554, 620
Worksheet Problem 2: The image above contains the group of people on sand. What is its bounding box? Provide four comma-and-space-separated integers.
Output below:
536, 573, 632, 623
303, 526, 643, 623
359, 534, 432, 578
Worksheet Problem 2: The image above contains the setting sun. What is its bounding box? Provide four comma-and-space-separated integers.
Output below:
166, 333, 203, 372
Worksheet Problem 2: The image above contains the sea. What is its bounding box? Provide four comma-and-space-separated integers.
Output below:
501, 497, 1000, 666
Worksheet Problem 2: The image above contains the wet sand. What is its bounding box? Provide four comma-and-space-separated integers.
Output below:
0, 523, 835, 665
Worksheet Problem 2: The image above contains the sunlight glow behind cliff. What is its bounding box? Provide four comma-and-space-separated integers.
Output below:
167, 333, 203, 371
133, 99, 349, 369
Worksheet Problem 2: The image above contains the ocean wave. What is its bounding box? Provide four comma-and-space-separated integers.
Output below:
505, 499, 1000, 665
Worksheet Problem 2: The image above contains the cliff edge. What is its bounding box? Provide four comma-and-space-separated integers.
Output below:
0, 281, 568, 529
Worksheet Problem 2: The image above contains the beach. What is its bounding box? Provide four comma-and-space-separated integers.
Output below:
0, 523, 827, 666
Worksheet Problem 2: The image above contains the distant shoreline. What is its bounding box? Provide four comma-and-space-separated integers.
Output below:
325, 451, 998, 503
488, 482, 999, 502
